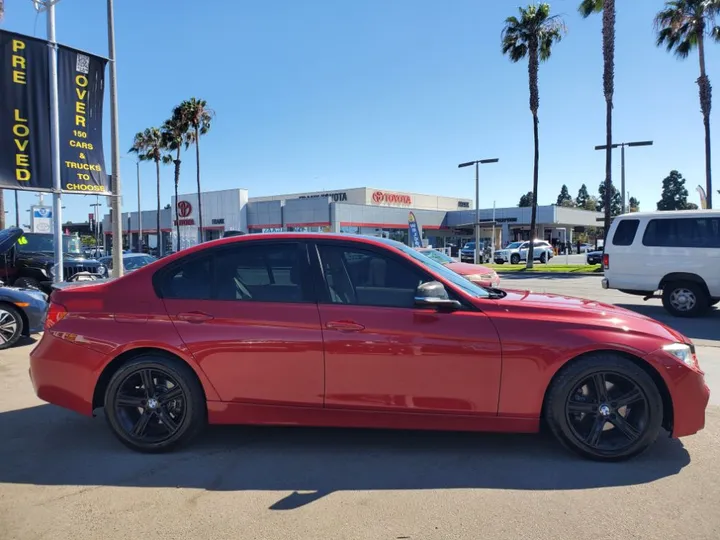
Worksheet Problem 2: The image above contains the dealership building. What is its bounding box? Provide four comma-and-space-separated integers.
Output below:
103, 186, 603, 253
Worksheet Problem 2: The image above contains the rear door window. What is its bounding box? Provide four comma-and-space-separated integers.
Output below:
612, 219, 640, 246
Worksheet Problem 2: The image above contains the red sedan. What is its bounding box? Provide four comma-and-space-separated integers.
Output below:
30, 233, 708, 461
416, 248, 500, 288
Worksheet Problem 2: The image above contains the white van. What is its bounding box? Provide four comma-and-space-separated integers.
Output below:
602, 210, 720, 317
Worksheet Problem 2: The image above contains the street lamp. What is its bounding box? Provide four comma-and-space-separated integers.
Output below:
121, 155, 141, 252
594, 140, 653, 213
458, 158, 499, 264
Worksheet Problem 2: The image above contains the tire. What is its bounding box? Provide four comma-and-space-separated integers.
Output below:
661, 281, 709, 318
13, 277, 42, 290
510, 254, 520, 265
539, 253, 547, 264
544, 353, 663, 461
104, 355, 207, 453
0, 304, 24, 351
495, 261, 504, 265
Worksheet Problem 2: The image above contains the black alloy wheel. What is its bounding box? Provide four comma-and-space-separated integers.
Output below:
0, 304, 23, 351
545, 354, 663, 461
104, 356, 206, 452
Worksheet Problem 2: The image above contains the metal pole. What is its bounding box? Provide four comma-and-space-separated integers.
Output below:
107, 0, 123, 277
620, 143, 626, 214
491, 200, 496, 261
47, 3, 63, 282
14, 190, 19, 228
474, 161, 479, 265
136, 160, 142, 252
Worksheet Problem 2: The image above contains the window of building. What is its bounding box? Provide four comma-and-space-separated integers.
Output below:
642, 218, 720, 248
612, 219, 640, 246
159, 243, 312, 302
317, 244, 428, 308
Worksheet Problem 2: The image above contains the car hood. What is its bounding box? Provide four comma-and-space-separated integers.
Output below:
0, 227, 24, 256
445, 262, 495, 276
0, 285, 48, 302
495, 289, 687, 344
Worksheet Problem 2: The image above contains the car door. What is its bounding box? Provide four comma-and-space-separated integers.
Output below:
159, 240, 325, 407
312, 240, 502, 415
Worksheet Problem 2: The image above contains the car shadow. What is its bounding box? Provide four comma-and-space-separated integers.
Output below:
616, 303, 720, 343
0, 404, 691, 510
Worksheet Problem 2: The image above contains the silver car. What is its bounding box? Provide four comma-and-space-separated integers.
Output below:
494, 240, 554, 264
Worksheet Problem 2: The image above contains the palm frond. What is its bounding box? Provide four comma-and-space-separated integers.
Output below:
578, 0, 604, 18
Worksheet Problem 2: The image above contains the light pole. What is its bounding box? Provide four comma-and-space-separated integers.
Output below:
595, 140, 653, 214
121, 156, 141, 252
107, 0, 123, 277
90, 201, 101, 251
458, 158, 499, 264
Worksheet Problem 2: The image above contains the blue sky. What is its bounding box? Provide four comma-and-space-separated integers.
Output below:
2, 0, 718, 225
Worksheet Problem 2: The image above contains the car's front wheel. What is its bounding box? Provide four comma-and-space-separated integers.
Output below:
0, 304, 24, 351
13, 277, 42, 290
104, 355, 206, 453
510, 254, 520, 265
539, 252, 547, 264
544, 353, 663, 461
662, 281, 709, 318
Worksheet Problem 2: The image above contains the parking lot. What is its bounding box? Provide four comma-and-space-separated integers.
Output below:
1, 275, 719, 540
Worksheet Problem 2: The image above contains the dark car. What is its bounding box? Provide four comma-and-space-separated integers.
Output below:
460, 241, 489, 263
0, 228, 107, 294
98, 253, 158, 272
0, 230, 48, 349
587, 249, 604, 265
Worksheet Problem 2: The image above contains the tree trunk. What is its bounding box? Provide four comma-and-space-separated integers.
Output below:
697, 33, 713, 209
526, 38, 539, 269
155, 158, 162, 256
174, 146, 181, 252
195, 126, 203, 243
602, 0, 615, 239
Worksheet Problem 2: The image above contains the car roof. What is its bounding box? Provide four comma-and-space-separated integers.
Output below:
615, 210, 720, 219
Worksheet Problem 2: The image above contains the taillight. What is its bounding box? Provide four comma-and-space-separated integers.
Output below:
602, 253, 609, 270
45, 302, 68, 330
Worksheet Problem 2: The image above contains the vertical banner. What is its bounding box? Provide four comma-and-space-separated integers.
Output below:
696, 186, 708, 210
0, 30, 53, 190
408, 211, 423, 248
57, 45, 110, 193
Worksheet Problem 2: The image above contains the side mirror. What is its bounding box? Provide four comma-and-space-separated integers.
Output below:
414, 281, 462, 311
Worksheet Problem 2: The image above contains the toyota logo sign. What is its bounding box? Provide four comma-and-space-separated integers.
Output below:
177, 200, 192, 218
371, 191, 412, 205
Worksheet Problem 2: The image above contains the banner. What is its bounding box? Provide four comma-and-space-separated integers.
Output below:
408, 211, 423, 248
57, 45, 109, 193
697, 186, 708, 210
0, 30, 53, 190
31, 205, 52, 233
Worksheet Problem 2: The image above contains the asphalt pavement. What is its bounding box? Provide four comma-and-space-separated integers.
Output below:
1, 276, 718, 540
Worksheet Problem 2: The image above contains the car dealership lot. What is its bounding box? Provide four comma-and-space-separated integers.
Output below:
1, 276, 719, 540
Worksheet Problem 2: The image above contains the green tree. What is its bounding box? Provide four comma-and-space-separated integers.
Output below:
162, 106, 192, 252
628, 196, 640, 212
179, 98, 214, 243
576, 183, 590, 208
655, 1, 720, 209
586, 195, 600, 212
129, 127, 165, 256
579, 0, 617, 236
556, 184, 573, 206
657, 170, 698, 210
597, 181, 622, 216
518, 191, 534, 207
502, 3, 565, 268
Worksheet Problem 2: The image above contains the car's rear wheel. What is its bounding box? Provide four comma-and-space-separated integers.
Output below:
662, 281, 709, 318
539, 252, 547, 264
510, 254, 520, 265
544, 354, 663, 461
0, 304, 24, 351
104, 355, 206, 453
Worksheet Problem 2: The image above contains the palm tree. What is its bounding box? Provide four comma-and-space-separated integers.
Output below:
129, 128, 164, 256
579, 0, 616, 236
502, 3, 565, 268
162, 106, 192, 252
180, 98, 214, 243
655, 1, 720, 210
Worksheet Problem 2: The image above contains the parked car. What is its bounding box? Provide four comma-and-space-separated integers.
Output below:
0, 228, 107, 294
31, 233, 708, 461
460, 241, 489, 263
602, 210, 720, 317
494, 240, 554, 264
586, 248, 603, 265
416, 248, 500, 288
98, 253, 158, 273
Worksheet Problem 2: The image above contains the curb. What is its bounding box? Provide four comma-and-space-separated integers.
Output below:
495, 271, 604, 278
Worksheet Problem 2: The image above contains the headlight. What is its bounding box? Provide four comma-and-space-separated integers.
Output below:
97, 265, 107, 276
663, 343, 698, 368
465, 274, 489, 282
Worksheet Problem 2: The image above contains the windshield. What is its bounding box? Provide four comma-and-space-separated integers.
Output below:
124, 255, 157, 270
463, 242, 474, 249
506, 242, 524, 250
418, 249, 454, 265
17, 234, 82, 255
393, 242, 489, 298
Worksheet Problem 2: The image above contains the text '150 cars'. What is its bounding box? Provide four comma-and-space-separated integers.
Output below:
30, 233, 708, 461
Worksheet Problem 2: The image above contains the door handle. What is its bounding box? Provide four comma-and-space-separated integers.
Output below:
325, 320, 365, 332
177, 311, 214, 323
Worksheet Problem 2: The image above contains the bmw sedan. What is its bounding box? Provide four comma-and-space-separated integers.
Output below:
30, 233, 708, 461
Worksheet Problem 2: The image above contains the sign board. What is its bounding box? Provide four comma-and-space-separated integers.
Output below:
31, 205, 52, 233
408, 211, 423, 248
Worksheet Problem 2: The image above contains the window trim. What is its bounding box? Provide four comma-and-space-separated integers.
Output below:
152, 239, 317, 304
308, 239, 475, 310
